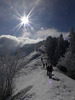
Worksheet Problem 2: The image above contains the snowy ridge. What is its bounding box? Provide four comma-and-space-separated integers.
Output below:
13, 51, 75, 100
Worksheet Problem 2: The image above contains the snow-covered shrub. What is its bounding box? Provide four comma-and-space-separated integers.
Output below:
0, 55, 18, 100
58, 51, 75, 72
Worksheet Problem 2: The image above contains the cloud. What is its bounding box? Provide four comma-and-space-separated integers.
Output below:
18, 37, 42, 46
21, 28, 69, 40
0, 35, 42, 56
21, 30, 32, 38
34, 28, 69, 40
0, 28, 69, 56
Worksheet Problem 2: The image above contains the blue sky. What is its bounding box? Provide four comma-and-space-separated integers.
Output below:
0, 0, 74, 55
0, 0, 75, 36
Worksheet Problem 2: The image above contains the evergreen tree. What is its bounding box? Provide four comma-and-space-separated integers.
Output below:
45, 36, 57, 65
69, 27, 75, 53
45, 34, 69, 66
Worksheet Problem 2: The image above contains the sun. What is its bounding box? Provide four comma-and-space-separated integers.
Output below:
13, 0, 41, 31
15, 14, 30, 30
21, 16, 29, 26
15, 14, 30, 31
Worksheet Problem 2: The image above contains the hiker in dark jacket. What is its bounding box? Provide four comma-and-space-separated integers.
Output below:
43, 63, 45, 69
46, 63, 47, 70
47, 64, 53, 78
41, 57, 43, 62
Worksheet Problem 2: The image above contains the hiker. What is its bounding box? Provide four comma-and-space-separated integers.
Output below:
41, 57, 43, 62
43, 63, 45, 69
46, 63, 48, 70
41, 57, 45, 69
47, 64, 53, 78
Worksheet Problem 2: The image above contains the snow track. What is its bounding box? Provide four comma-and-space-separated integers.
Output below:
13, 51, 75, 100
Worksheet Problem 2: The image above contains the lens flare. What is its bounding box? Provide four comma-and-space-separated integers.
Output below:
48, 79, 53, 87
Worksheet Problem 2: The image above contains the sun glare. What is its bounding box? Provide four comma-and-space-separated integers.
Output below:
13, 0, 41, 31
21, 16, 29, 25
14, 10, 33, 31
15, 14, 30, 30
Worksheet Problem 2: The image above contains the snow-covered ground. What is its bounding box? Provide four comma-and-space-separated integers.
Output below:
13, 51, 75, 100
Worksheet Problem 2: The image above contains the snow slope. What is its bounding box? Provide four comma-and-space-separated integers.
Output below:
13, 51, 75, 100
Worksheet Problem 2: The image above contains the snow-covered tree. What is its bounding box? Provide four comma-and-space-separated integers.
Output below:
57, 28, 75, 78
58, 50, 75, 72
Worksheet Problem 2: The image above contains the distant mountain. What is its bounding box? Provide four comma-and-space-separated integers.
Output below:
15, 40, 45, 59
0, 40, 45, 58
15, 44, 35, 59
